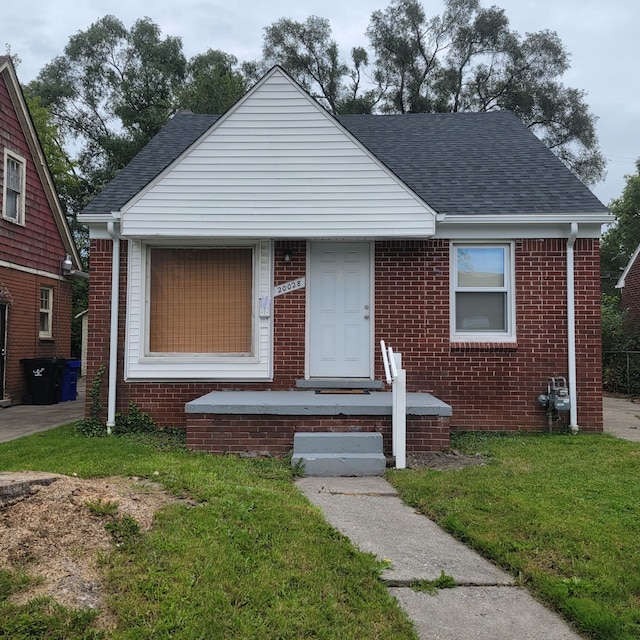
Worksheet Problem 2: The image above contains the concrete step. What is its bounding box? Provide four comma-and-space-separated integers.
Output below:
292, 432, 386, 476
293, 432, 383, 454
291, 452, 386, 477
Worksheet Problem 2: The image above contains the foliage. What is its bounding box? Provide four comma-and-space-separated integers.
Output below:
601, 159, 640, 291
104, 514, 141, 549
76, 365, 106, 437
0, 426, 416, 639
261, 16, 380, 114
27, 15, 187, 199
113, 401, 157, 435
255, 0, 607, 182
388, 432, 640, 640
178, 50, 247, 114
23, 94, 80, 219
85, 498, 120, 517
602, 292, 640, 393
365, 0, 604, 184
411, 570, 457, 594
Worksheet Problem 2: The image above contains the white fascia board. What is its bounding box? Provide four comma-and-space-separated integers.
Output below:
616, 243, 640, 289
436, 213, 612, 225
435, 215, 610, 240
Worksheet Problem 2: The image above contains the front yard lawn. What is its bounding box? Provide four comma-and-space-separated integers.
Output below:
387, 431, 640, 640
0, 425, 416, 640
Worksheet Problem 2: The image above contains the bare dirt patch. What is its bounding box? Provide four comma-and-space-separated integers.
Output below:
0, 473, 180, 618
405, 450, 488, 470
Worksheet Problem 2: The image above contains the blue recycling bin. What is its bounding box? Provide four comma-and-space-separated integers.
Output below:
60, 360, 81, 402
21, 358, 66, 405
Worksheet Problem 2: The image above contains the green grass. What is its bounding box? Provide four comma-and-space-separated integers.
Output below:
387, 431, 640, 640
0, 424, 416, 639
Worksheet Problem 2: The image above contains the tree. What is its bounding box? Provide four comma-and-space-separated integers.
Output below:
600, 160, 640, 293
366, 0, 604, 185
24, 95, 82, 226
259, 0, 604, 185
178, 50, 246, 114
261, 16, 380, 114
26, 16, 187, 197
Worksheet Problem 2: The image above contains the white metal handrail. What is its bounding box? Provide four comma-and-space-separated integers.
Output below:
380, 340, 406, 469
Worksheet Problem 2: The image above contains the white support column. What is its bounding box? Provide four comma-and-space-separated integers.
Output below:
393, 355, 407, 469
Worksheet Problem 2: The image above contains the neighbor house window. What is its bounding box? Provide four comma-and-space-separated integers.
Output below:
149, 247, 253, 354
3, 150, 26, 224
451, 243, 514, 340
39, 287, 53, 338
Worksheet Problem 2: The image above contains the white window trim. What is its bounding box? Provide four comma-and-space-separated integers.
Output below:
3, 149, 26, 225
125, 239, 273, 381
450, 241, 516, 343
39, 287, 53, 339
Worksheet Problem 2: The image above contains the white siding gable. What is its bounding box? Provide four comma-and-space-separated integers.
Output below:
121, 67, 435, 239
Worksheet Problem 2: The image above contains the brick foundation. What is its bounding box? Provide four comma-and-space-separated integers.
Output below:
186, 414, 450, 455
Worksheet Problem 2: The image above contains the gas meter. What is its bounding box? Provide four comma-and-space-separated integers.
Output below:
537, 377, 570, 429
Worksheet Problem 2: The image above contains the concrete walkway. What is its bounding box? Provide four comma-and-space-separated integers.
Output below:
0, 378, 85, 443
297, 476, 583, 639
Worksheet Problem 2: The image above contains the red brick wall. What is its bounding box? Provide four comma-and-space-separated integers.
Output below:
86, 237, 603, 437
621, 252, 640, 322
186, 414, 450, 455
0, 267, 73, 402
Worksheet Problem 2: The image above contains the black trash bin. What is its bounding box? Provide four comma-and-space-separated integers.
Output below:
21, 358, 66, 405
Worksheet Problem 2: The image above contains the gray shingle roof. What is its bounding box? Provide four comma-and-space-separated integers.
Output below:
80, 109, 607, 217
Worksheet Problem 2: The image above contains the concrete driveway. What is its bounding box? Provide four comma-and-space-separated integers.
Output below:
603, 394, 640, 442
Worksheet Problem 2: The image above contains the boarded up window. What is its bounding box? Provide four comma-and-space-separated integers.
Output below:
149, 248, 253, 353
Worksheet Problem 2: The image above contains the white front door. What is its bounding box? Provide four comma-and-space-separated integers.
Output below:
308, 242, 372, 378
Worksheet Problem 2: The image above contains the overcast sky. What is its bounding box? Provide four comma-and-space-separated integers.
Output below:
4, 0, 639, 206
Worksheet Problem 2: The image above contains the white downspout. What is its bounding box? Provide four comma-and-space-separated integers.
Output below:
567, 222, 579, 432
106, 219, 120, 435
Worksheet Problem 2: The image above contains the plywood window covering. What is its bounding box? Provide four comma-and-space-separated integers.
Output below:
149, 248, 253, 354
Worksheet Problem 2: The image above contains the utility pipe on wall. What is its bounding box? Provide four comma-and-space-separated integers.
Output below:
106, 219, 120, 435
566, 222, 579, 432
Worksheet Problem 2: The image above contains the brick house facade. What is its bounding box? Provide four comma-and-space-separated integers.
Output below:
0, 57, 82, 405
79, 67, 610, 455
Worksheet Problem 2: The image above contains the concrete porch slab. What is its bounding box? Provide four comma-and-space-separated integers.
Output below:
185, 390, 452, 417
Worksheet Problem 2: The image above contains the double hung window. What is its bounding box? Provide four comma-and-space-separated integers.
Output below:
39, 287, 53, 338
3, 150, 25, 224
451, 244, 514, 341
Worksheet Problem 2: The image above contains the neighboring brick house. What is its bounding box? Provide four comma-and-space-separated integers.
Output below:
0, 57, 82, 405
78, 67, 610, 456
616, 244, 640, 321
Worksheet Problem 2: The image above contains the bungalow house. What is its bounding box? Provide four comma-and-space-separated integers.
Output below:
78, 66, 610, 462
0, 56, 83, 406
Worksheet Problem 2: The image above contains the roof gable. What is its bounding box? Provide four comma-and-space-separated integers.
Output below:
616, 243, 640, 289
118, 67, 436, 238
0, 57, 81, 268
79, 67, 609, 231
